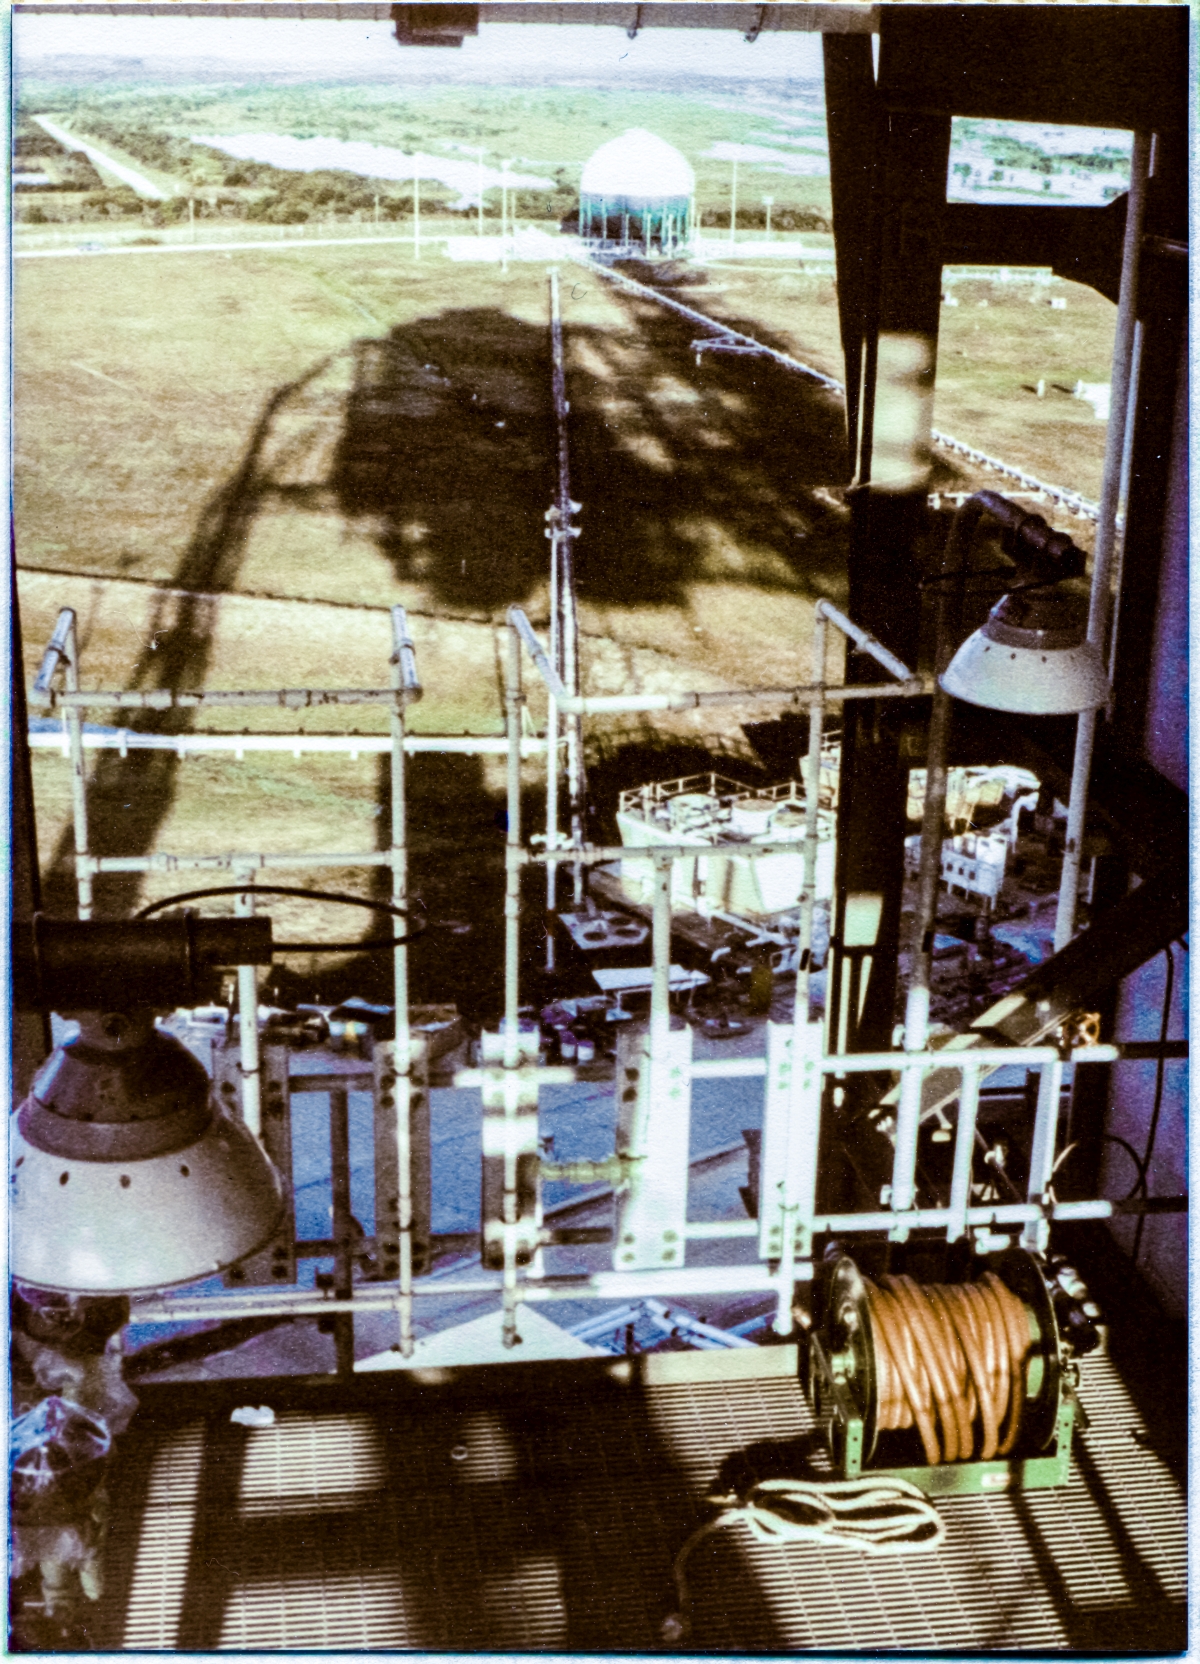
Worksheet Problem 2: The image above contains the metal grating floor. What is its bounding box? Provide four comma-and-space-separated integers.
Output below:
85, 1347, 1185, 1653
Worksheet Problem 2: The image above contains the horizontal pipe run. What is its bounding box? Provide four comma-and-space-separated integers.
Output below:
690, 1057, 769, 1079
522, 838, 860, 866
130, 1263, 781, 1323
930, 431, 1100, 522
80, 849, 394, 874
128, 1197, 1184, 1327
586, 259, 845, 392
822, 1196, 1186, 1233
557, 679, 925, 714
28, 730, 550, 758
685, 1220, 758, 1239
824, 1043, 1119, 1073
297, 1041, 1123, 1098
31, 687, 423, 711
587, 261, 1099, 524
813, 599, 916, 684
507, 608, 924, 713
453, 1065, 578, 1088
289, 1072, 375, 1093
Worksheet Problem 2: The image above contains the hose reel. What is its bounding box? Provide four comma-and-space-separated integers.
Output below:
808, 1251, 1078, 1496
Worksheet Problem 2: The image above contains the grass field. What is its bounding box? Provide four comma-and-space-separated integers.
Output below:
18, 80, 834, 224
16, 214, 1115, 1012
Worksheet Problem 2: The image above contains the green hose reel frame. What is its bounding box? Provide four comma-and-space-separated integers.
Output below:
806, 1250, 1081, 1498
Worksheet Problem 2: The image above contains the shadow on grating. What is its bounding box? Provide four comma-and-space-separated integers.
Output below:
78, 1350, 1184, 1654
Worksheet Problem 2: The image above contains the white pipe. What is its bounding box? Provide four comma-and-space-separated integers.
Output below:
508, 613, 923, 715
814, 597, 917, 684
796, 606, 827, 1015
550, 682, 923, 714
81, 849, 395, 874
650, 854, 672, 1049
389, 607, 415, 1357
946, 1063, 981, 1244
35, 686, 426, 710
1055, 131, 1152, 953
1103, 315, 1145, 697
62, 613, 94, 920
28, 730, 549, 757
131, 1195, 1158, 1326
233, 871, 262, 1141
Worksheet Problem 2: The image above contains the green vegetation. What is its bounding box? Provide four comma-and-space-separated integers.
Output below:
15, 80, 832, 226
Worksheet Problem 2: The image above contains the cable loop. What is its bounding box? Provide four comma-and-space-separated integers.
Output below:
133, 884, 427, 952
664, 1475, 945, 1641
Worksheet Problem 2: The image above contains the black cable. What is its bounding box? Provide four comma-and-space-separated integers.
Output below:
1133, 942, 1176, 1263
1050, 1133, 1148, 1204
918, 572, 1065, 599
134, 885, 427, 952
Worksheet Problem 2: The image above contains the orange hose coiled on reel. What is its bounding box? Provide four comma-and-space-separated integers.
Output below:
864, 1273, 1033, 1465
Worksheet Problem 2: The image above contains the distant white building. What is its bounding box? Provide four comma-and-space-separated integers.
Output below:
579, 129, 694, 255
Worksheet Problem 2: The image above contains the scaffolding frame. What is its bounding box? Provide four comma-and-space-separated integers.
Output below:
28, 598, 1174, 1358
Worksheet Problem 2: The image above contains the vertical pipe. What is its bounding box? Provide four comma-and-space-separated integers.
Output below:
389, 608, 413, 1056
796, 606, 827, 1018
549, 267, 585, 905
1022, 1059, 1064, 1253
730, 157, 738, 244
477, 147, 484, 237
328, 1084, 356, 1378
545, 685, 559, 972
504, 623, 523, 1067
501, 623, 525, 1348
389, 606, 414, 1356
1055, 131, 1151, 953
545, 271, 565, 967
895, 494, 989, 1206
1103, 315, 1145, 696
60, 613, 93, 921
946, 1062, 981, 1242
650, 853, 672, 1052
413, 170, 421, 260
889, 1055, 923, 1227
233, 869, 262, 1142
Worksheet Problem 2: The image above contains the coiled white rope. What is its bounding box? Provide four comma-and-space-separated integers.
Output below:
662, 1475, 946, 1642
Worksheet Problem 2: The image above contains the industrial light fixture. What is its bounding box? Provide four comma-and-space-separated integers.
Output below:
10, 894, 419, 1295
940, 584, 1109, 715
937, 492, 1110, 716
11, 1005, 284, 1295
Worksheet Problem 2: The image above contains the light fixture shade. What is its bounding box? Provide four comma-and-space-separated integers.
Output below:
10, 1013, 283, 1294
940, 587, 1109, 715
